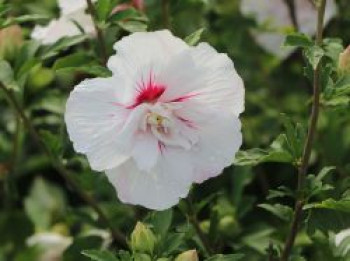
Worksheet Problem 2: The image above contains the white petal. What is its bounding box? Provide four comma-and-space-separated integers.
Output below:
31, 12, 94, 44
159, 43, 244, 116
65, 77, 131, 171
58, 0, 91, 15
107, 30, 188, 103
105, 148, 193, 210
189, 113, 242, 183
131, 132, 159, 172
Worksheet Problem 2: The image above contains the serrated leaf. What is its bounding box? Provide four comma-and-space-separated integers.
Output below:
283, 33, 313, 48
234, 135, 293, 166
82, 250, 119, 261
185, 28, 205, 46
304, 45, 325, 70
312, 199, 350, 213
259, 203, 293, 222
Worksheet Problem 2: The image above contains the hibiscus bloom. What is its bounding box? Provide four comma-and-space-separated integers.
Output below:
240, 0, 337, 58
31, 0, 96, 45
65, 30, 244, 210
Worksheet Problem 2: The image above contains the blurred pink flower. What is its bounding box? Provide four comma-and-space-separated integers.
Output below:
65, 30, 244, 210
240, 0, 338, 58
112, 0, 145, 13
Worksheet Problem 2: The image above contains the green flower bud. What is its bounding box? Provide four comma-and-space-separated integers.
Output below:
131, 222, 156, 254
175, 250, 199, 261
339, 45, 350, 74
218, 215, 241, 237
134, 253, 152, 261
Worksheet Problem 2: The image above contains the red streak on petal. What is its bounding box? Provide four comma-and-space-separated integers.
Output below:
169, 93, 198, 103
127, 72, 166, 108
177, 116, 196, 129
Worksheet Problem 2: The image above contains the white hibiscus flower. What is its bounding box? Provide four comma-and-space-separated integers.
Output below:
31, 0, 96, 45
240, 0, 338, 58
65, 30, 244, 210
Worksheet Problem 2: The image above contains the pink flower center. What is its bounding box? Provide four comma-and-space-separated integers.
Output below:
129, 73, 165, 108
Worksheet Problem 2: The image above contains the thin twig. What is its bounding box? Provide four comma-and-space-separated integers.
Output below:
280, 1, 327, 260
86, 0, 108, 64
0, 85, 127, 248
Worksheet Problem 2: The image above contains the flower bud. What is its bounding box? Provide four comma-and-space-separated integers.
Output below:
175, 250, 199, 261
339, 45, 350, 74
0, 25, 23, 60
134, 253, 152, 261
130, 222, 156, 254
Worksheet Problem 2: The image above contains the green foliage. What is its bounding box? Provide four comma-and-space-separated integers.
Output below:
1, 1, 350, 261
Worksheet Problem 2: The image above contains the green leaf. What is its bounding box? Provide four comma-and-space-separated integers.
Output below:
82, 250, 119, 261
316, 166, 336, 182
304, 45, 325, 70
259, 203, 293, 222
40, 130, 62, 156
234, 134, 293, 166
322, 38, 344, 66
0, 59, 18, 90
146, 209, 173, 237
283, 33, 313, 48
1, 14, 49, 28
96, 0, 112, 22
40, 35, 88, 59
205, 254, 244, 261
185, 28, 205, 46
109, 8, 141, 23
118, 21, 147, 33
307, 208, 350, 235
312, 199, 350, 213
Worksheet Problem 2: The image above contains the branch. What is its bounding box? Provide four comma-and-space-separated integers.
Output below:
280, 1, 327, 260
0, 85, 127, 248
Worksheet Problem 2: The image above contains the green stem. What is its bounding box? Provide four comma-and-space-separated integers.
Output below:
280, 1, 326, 260
86, 0, 108, 65
185, 198, 213, 256
0, 84, 127, 248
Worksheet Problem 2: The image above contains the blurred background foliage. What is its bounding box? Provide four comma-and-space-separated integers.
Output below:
0, 0, 350, 260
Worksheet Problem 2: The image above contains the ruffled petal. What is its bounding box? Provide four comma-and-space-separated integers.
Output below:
65, 77, 131, 171
131, 132, 160, 172
159, 43, 244, 116
189, 112, 242, 183
105, 148, 193, 210
107, 30, 188, 103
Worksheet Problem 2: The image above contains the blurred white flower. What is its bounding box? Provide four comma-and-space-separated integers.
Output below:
27, 232, 72, 261
240, 0, 338, 58
334, 228, 350, 257
31, 0, 96, 45
65, 30, 244, 210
